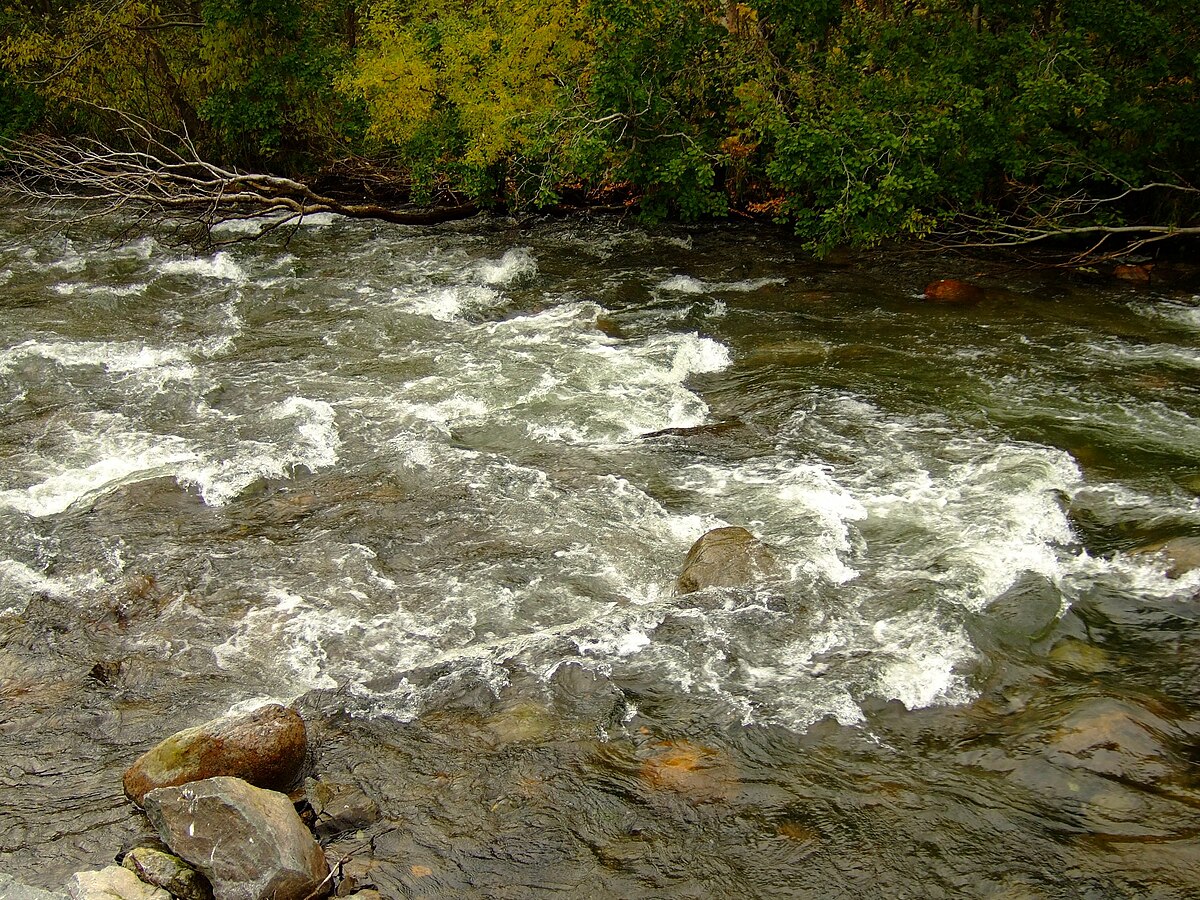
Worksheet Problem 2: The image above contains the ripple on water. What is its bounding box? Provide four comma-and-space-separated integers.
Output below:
3, 212, 1200, 895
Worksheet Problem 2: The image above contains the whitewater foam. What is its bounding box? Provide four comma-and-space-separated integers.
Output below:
0, 338, 196, 383
478, 248, 538, 286
0, 559, 105, 613
657, 274, 786, 294
0, 422, 198, 517
159, 251, 247, 282
179, 397, 341, 506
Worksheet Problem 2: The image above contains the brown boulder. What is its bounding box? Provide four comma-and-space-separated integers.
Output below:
123, 705, 307, 806
922, 279, 984, 303
676, 526, 776, 594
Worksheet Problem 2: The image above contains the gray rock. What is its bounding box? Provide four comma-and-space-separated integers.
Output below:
123, 704, 307, 806
143, 776, 329, 900
0, 873, 69, 900
67, 867, 170, 900
122, 847, 212, 900
304, 777, 379, 840
676, 526, 776, 594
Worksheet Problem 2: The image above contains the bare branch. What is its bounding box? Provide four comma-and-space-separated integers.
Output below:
0, 128, 478, 244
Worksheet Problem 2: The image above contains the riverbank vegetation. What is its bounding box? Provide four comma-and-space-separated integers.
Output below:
2, 0, 1197, 257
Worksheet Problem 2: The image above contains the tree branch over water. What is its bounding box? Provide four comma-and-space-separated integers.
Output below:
0, 118, 477, 244
939, 175, 1200, 264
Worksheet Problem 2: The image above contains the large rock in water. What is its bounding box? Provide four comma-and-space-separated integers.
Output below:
143, 777, 330, 900
922, 278, 984, 303
676, 526, 776, 594
123, 704, 307, 806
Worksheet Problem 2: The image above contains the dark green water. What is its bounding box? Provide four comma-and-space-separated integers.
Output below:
1, 206, 1198, 897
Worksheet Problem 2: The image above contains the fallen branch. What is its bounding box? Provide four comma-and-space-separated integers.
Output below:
0, 125, 477, 244
938, 173, 1200, 265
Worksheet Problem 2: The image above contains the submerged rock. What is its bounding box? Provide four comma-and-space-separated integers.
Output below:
122, 847, 212, 900
1129, 535, 1200, 578
123, 704, 307, 806
303, 776, 380, 840
143, 776, 329, 900
68, 866, 170, 900
1046, 697, 1183, 785
639, 739, 739, 801
676, 526, 776, 594
922, 279, 985, 303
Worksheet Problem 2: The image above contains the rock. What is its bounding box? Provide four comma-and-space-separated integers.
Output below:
1129, 535, 1200, 578
304, 777, 380, 840
122, 848, 212, 900
1114, 263, 1154, 283
676, 526, 776, 594
922, 279, 985, 303
639, 739, 739, 801
143, 776, 330, 900
67, 867, 170, 900
123, 704, 307, 806
1046, 698, 1179, 785
0, 873, 69, 900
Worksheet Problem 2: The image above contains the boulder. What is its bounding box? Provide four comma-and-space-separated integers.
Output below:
1129, 535, 1200, 578
122, 848, 212, 900
67, 867, 170, 900
922, 279, 984, 303
676, 526, 776, 594
123, 704, 307, 806
143, 776, 330, 900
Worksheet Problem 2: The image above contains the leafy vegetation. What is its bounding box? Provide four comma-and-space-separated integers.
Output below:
2, 0, 1197, 252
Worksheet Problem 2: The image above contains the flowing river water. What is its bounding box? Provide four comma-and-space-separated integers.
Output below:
1, 204, 1198, 898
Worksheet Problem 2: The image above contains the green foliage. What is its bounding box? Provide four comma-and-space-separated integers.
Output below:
0, 1, 202, 135
199, 0, 360, 168
340, 0, 589, 204
584, 0, 731, 220
0, 0, 1196, 246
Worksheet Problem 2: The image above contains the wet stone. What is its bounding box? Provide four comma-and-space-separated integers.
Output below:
122, 847, 212, 900
143, 776, 329, 900
123, 704, 307, 806
67, 866, 170, 900
1129, 535, 1200, 578
676, 526, 776, 595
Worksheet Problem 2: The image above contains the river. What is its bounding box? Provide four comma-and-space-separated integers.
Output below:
1, 205, 1198, 897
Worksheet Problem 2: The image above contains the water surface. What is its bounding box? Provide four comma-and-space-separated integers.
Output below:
1, 207, 1198, 897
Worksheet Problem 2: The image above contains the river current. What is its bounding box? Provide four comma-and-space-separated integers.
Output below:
1, 205, 1198, 897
